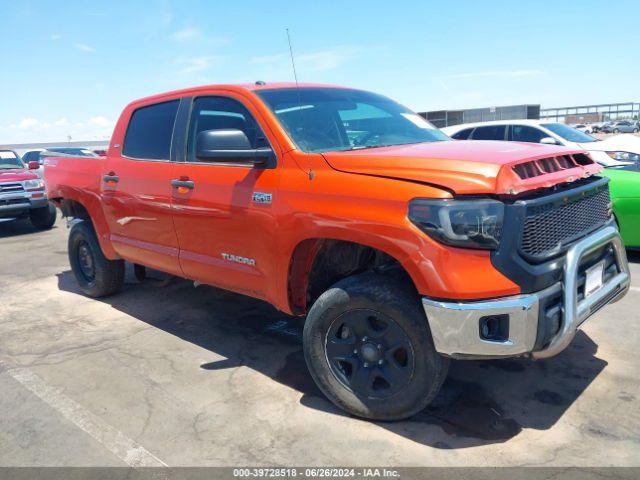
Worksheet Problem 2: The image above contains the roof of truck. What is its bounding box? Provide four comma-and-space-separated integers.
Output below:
128, 82, 352, 107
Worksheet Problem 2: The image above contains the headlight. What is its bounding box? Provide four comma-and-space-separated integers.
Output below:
409, 199, 504, 250
606, 151, 640, 162
23, 179, 44, 191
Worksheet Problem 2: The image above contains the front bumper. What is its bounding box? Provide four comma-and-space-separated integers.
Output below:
0, 191, 48, 219
422, 226, 630, 359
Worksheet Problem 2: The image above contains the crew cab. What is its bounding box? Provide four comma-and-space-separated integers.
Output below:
0, 149, 56, 228
45, 83, 630, 420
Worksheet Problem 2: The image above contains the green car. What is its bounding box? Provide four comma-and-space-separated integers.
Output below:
601, 166, 640, 248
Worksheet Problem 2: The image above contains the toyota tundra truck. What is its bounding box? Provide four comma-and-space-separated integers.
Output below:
44, 83, 630, 420
0, 149, 56, 228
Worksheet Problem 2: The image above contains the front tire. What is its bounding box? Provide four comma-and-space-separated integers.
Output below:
29, 203, 56, 229
68, 220, 124, 297
303, 273, 449, 420
614, 128, 620, 134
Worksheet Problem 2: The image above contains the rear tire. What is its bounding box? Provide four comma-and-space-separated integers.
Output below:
29, 203, 56, 229
303, 272, 449, 420
68, 220, 124, 297
614, 128, 620, 134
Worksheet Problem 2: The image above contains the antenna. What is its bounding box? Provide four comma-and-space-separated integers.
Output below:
286, 28, 299, 88
285, 27, 313, 178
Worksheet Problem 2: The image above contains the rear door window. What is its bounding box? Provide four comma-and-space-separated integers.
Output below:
470, 125, 507, 140
510, 125, 548, 143
123, 100, 179, 160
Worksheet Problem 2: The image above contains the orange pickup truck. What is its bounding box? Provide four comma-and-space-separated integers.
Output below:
45, 83, 630, 420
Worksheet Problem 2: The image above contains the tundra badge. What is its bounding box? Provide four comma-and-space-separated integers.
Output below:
252, 192, 272, 205
221, 253, 256, 267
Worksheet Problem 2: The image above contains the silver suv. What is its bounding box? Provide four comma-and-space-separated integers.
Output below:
601, 121, 639, 134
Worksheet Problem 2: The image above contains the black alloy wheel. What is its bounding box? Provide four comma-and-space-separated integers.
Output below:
76, 240, 96, 283
325, 309, 415, 399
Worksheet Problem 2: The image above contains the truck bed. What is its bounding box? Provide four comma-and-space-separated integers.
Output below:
44, 155, 105, 200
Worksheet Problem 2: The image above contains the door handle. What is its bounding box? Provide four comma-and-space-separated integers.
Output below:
171, 179, 195, 190
103, 173, 119, 184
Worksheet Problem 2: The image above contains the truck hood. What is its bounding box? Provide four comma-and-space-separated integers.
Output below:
0, 169, 38, 182
322, 140, 602, 195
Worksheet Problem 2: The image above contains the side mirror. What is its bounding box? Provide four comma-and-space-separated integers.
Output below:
28, 161, 40, 170
195, 129, 274, 167
540, 137, 559, 145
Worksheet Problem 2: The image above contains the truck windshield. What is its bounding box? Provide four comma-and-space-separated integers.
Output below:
541, 123, 598, 143
257, 88, 449, 153
0, 151, 23, 169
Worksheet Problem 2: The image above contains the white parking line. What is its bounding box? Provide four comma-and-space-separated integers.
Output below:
0, 362, 167, 467
630, 287, 640, 293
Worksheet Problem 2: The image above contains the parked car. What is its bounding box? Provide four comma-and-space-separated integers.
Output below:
0, 149, 56, 228
442, 119, 640, 167
574, 124, 592, 134
600, 165, 640, 248
601, 121, 639, 134
590, 122, 605, 133
23, 147, 100, 166
443, 119, 640, 247
45, 83, 629, 421
23, 147, 100, 178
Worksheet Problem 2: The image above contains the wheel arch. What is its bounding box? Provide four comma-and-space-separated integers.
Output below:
286, 238, 419, 316
51, 194, 118, 259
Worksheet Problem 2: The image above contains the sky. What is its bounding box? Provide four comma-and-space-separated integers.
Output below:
1, 0, 639, 144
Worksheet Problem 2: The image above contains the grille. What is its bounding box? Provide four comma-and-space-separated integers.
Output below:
520, 185, 611, 259
0, 182, 24, 194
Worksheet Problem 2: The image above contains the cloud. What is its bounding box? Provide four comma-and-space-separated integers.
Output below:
170, 27, 200, 42
19, 118, 39, 129
438, 69, 544, 80
51, 33, 62, 41
176, 56, 220, 74
251, 47, 359, 72
74, 43, 95, 53
0, 116, 115, 143
88, 116, 112, 127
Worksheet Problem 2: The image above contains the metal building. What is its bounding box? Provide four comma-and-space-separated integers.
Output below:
540, 102, 640, 123
419, 104, 540, 128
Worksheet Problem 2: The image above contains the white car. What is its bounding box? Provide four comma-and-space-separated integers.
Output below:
442, 119, 640, 166
573, 124, 592, 134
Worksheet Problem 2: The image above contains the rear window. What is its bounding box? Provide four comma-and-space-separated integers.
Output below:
123, 100, 179, 160
471, 125, 506, 140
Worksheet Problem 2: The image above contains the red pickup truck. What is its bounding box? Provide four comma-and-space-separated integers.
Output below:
0, 149, 56, 228
45, 83, 630, 420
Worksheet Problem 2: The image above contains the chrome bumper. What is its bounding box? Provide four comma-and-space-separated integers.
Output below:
422, 226, 630, 359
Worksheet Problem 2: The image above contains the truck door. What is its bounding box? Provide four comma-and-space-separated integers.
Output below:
171, 94, 281, 302
101, 99, 183, 276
